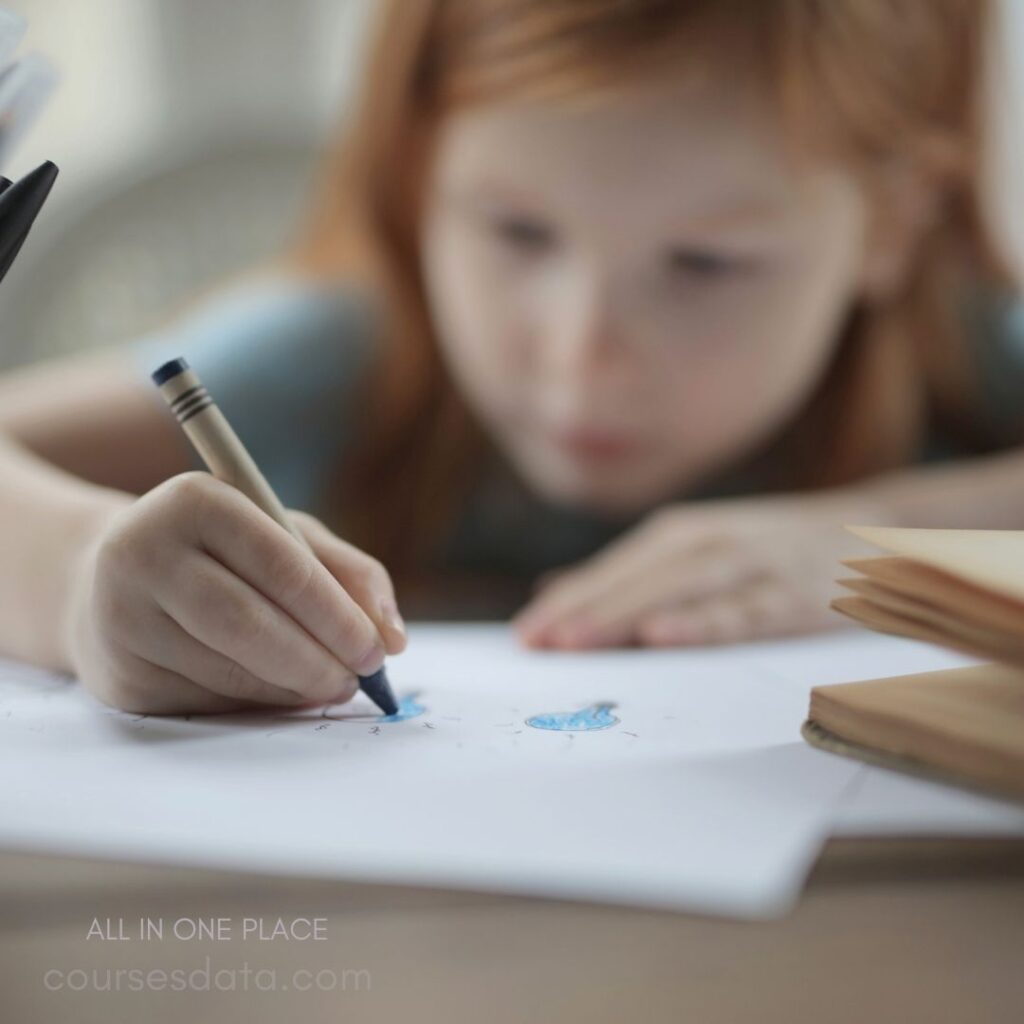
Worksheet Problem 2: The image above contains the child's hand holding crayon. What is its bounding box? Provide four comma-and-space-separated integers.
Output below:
62, 472, 406, 714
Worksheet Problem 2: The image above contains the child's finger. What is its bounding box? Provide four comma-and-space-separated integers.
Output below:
93, 647, 252, 716
635, 581, 795, 647
515, 532, 732, 645
184, 485, 387, 678
138, 607, 312, 706
513, 522, 693, 634
516, 554, 648, 640
157, 553, 361, 705
530, 549, 755, 648
293, 513, 407, 655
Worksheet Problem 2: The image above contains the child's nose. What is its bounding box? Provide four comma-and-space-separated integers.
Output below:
543, 271, 627, 381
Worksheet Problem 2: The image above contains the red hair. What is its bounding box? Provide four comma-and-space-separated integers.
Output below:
295, 0, 1013, 579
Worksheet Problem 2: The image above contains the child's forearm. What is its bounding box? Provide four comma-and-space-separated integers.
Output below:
855, 445, 1024, 530
0, 433, 132, 671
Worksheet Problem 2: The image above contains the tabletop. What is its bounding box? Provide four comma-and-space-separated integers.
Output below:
2, 837, 1023, 1023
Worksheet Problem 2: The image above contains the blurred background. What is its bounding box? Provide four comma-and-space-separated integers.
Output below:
0, 0, 375, 370
0, 0, 1021, 371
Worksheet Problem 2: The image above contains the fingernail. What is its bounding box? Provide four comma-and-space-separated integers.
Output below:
379, 598, 406, 638
354, 642, 386, 676
515, 622, 545, 647
514, 610, 545, 636
555, 621, 599, 649
512, 614, 533, 637
334, 674, 359, 702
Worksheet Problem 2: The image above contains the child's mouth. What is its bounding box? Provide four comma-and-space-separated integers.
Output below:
547, 426, 643, 463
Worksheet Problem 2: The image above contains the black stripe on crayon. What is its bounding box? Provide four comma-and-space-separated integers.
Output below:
178, 396, 215, 424
173, 389, 211, 420
170, 384, 204, 412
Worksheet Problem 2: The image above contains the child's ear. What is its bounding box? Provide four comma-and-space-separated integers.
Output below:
859, 161, 944, 302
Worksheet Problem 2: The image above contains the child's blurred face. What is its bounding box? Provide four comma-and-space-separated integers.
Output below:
421, 72, 869, 514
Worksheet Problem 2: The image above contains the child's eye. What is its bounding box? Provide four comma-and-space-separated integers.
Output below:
667, 248, 745, 279
491, 216, 556, 253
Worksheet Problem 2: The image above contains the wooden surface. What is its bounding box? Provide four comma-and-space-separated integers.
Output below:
2, 839, 1023, 1023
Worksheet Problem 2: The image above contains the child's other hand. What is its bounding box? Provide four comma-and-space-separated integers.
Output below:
513, 491, 889, 649
63, 472, 406, 714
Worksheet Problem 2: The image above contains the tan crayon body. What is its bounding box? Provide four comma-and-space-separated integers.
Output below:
154, 363, 312, 553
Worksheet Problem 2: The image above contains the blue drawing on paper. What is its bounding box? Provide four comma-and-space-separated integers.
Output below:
525, 702, 619, 732
379, 692, 427, 723
322, 691, 427, 724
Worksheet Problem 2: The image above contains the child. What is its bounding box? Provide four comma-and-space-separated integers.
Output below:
0, 0, 1021, 713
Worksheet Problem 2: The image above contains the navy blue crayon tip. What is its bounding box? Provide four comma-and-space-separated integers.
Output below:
151, 357, 189, 386
359, 666, 399, 717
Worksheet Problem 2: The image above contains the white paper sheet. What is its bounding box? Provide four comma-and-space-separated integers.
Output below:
832, 766, 1024, 836
0, 625, 1017, 918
